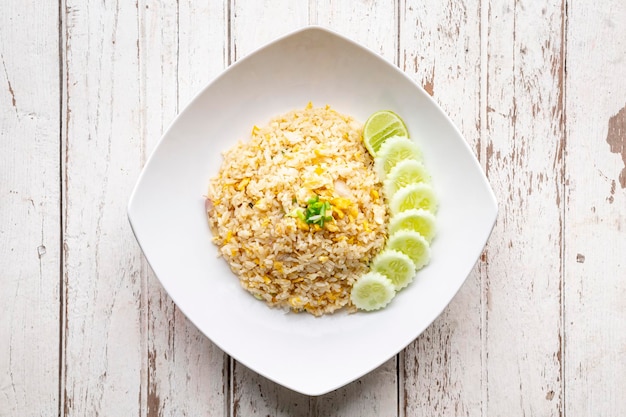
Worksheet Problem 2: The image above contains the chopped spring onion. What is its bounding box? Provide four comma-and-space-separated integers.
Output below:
304, 195, 333, 227
286, 207, 306, 222
286, 195, 334, 228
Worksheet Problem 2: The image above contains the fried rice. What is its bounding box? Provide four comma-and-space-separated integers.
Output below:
206, 104, 387, 316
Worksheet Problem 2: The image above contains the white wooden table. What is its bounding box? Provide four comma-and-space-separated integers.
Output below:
2, 0, 625, 415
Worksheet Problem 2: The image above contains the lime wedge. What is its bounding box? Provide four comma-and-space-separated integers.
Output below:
389, 183, 437, 215
371, 249, 416, 290
363, 110, 409, 157
388, 208, 437, 242
374, 136, 422, 180
383, 159, 431, 198
387, 230, 431, 270
350, 272, 396, 311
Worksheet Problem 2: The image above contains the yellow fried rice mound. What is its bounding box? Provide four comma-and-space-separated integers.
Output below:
207, 104, 387, 316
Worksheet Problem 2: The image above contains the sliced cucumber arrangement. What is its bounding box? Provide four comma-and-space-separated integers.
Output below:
351, 111, 438, 312
371, 249, 416, 290
389, 182, 437, 215
374, 136, 422, 180
350, 272, 396, 311
384, 159, 430, 197
387, 230, 431, 270
388, 209, 436, 243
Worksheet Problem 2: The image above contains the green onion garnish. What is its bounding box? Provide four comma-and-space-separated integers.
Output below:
286, 194, 335, 228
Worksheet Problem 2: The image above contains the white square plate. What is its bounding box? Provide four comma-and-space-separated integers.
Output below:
128, 26, 497, 396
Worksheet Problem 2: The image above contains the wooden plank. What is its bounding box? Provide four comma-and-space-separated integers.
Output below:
140, 0, 229, 415
482, 0, 564, 415
312, 0, 398, 63
230, 2, 400, 415
0, 1, 60, 416
564, 1, 626, 415
61, 1, 144, 415
398, 1, 484, 415
232, 360, 396, 416
313, 359, 397, 416
230, 0, 309, 60
139, 1, 183, 416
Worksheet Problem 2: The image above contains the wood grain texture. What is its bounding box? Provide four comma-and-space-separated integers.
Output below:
483, 0, 564, 415
140, 0, 229, 415
398, 1, 484, 415
0, 2, 60, 416
231, 0, 309, 60
140, 1, 186, 416
232, 360, 396, 417
5, 0, 626, 415
313, 0, 398, 62
61, 0, 144, 415
564, 1, 626, 414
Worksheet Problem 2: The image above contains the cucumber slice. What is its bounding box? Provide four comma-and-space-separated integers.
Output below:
383, 159, 431, 198
387, 230, 431, 270
388, 208, 436, 242
389, 183, 437, 215
371, 249, 416, 290
374, 136, 422, 180
350, 272, 396, 311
